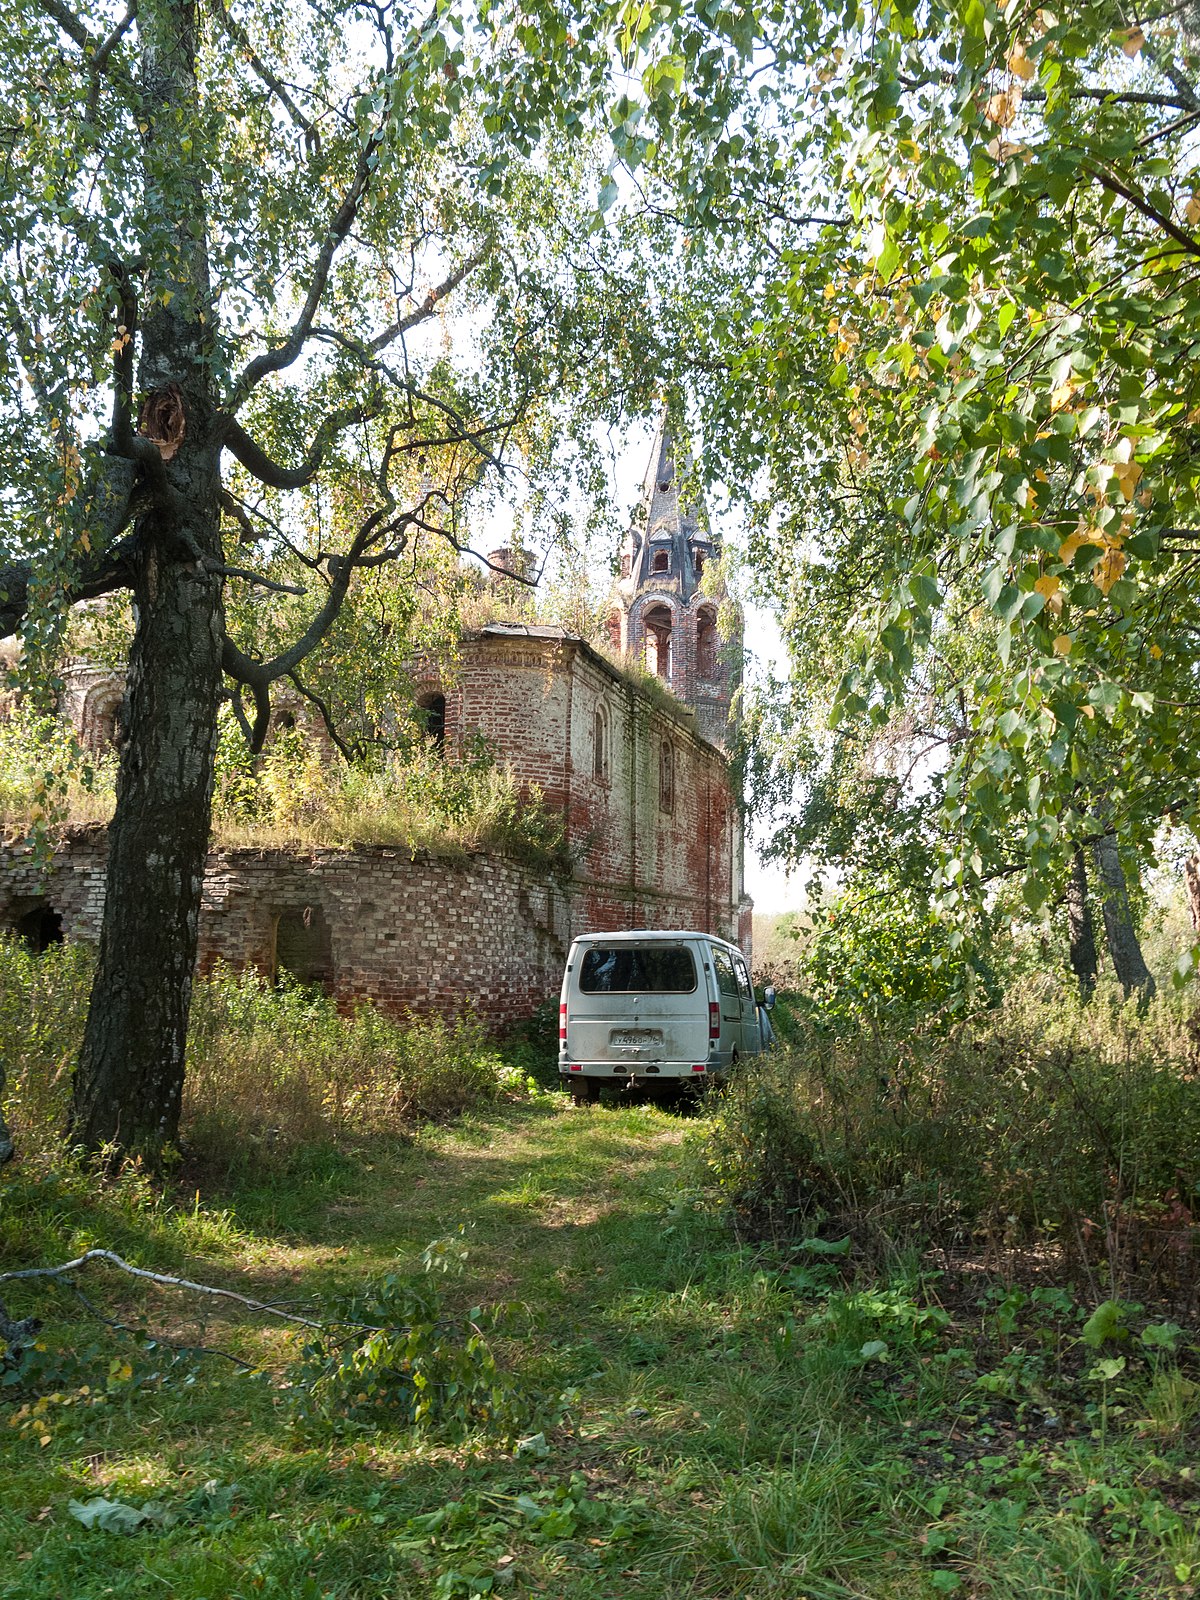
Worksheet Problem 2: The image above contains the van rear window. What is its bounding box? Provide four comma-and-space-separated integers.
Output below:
579, 946, 697, 993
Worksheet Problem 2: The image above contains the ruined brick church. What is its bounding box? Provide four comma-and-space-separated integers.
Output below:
0, 416, 751, 1024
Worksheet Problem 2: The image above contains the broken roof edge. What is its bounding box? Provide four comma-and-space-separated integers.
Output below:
466, 623, 728, 755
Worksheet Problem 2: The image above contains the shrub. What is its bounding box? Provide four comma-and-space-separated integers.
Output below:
702, 981, 1200, 1304
799, 874, 999, 1034
0, 943, 536, 1174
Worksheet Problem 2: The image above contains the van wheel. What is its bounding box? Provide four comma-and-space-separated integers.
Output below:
570, 1078, 600, 1105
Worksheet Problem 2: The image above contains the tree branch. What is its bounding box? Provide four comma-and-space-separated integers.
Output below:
222, 399, 378, 489
0, 468, 139, 638
0, 1249, 327, 1330
287, 668, 358, 760
36, 0, 90, 49
204, 0, 318, 147
1083, 163, 1200, 256
212, 563, 306, 595
231, 128, 384, 403
361, 249, 486, 354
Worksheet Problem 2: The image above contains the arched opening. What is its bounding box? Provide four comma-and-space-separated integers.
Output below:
593, 708, 609, 782
692, 545, 706, 579
619, 553, 631, 580
651, 550, 670, 575
84, 689, 123, 751
13, 902, 64, 954
274, 710, 296, 733
659, 740, 675, 813
643, 604, 672, 679
273, 904, 333, 988
416, 691, 446, 754
696, 607, 718, 679
605, 611, 621, 652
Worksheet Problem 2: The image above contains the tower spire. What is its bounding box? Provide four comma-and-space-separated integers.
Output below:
608, 407, 742, 749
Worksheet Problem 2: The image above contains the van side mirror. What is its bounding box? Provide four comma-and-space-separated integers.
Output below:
759, 985, 776, 1011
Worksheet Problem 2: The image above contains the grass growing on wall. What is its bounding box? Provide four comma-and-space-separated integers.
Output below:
0, 709, 570, 870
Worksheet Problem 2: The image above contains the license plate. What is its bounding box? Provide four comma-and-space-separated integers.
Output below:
611, 1030, 661, 1048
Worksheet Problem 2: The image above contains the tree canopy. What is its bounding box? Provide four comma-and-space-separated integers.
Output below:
565, 0, 1200, 952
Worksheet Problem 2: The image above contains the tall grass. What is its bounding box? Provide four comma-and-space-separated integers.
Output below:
0, 942, 541, 1177
0, 709, 569, 869
704, 978, 1200, 1305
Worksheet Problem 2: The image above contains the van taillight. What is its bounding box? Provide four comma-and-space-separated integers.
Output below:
709, 1001, 720, 1039
559, 1002, 567, 1042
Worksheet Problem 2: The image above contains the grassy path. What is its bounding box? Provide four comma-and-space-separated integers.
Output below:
2, 1098, 1197, 1599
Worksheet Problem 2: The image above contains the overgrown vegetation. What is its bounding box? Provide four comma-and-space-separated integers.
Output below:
706, 984, 1200, 1303
0, 708, 570, 870
2, 1079, 1198, 1599
0, 941, 546, 1178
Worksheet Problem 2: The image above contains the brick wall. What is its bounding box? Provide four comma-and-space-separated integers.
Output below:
2, 627, 751, 1025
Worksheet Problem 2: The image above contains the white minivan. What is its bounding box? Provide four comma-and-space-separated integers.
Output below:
558, 929, 764, 1102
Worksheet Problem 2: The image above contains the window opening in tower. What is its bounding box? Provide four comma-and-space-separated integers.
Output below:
643, 604, 672, 679
696, 607, 718, 679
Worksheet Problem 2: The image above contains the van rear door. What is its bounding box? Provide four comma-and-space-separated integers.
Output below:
568, 942, 707, 1065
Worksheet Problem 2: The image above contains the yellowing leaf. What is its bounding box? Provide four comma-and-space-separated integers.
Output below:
1150, 643, 1163, 659
1053, 633, 1072, 655
1034, 574, 1061, 600
1111, 460, 1143, 501
1094, 546, 1127, 595
1186, 193, 1200, 226
1006, 41, 1037, 80
985, 87, 1021, 127
1120, 25, 1145, 56
1050, 379, 1077, 412
1080, 703, 1096, 719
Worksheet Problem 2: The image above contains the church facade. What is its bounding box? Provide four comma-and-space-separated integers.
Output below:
0, 417, 752, 1022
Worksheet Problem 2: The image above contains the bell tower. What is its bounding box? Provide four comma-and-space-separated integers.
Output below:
608, 410, 742, 750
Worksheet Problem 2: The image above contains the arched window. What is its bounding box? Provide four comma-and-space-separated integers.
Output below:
643, 603, 672, 679
659, 740, 675, 813
416, 690, 446, 754
605, 611, 622, 652
651, 550, 669, 574
696, 607, 718, 679
693, 546, 706, 579
593, 708, 609, 782
83, 687, 123, 751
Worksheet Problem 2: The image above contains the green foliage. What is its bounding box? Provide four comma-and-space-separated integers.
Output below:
0, 707, 116, 830
0, 944, 544, 1175
702, 983, 1200, 1297
799, 875, 1000, 1034
290, 1252, 540, 1445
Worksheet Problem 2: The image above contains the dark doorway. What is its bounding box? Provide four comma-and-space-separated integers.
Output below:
417, 691, 447, 753
274, 905, 333, 988
14, 903, 64, 954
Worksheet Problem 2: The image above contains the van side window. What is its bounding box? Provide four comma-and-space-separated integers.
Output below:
734, 957, 753, 1001
580, 946, 697, 993
713, 948, 740, 999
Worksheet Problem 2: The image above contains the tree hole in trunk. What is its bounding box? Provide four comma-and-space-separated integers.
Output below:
272, 904, 333, 989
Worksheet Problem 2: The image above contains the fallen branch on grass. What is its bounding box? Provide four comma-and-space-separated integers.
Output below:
0, 1248, 327, 1333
